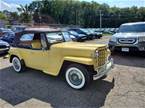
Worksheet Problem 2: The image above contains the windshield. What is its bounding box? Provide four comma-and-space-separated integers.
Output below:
80, 29, 90, 33
75, 29, 84, 34
62, 32, 72, 42
46, 32, 71, 44
88, 29, 94, 33
119, 24, 145, 33
69, 31, 79, 35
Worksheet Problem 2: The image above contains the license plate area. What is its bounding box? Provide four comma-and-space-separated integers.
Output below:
121, 48, 129, 52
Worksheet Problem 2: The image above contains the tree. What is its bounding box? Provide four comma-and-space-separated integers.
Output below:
17, 4, 33, 23
10, 12, 19, 21
0, 12, 7, 20
28, 0, 145, 27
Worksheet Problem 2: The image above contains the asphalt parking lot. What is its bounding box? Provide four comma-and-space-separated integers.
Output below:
0, 36, 145, 108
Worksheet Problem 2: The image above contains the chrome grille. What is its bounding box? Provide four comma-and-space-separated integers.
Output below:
118, 38, 136, 44
98, 48, 106, 67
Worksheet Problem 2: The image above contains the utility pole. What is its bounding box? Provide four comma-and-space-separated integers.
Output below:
75, 10, 77, 25
99, 10, 102, 29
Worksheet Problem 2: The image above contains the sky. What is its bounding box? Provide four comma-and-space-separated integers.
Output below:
0, 0, 145, 12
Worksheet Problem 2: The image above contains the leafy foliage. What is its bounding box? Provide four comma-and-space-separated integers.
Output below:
28, 0, 145, 27
17, 4, 32, 23
0, 12, 7, 20
2, 0, 145, 27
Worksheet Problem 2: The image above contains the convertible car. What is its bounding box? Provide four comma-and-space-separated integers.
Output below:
9, 27, 114, 89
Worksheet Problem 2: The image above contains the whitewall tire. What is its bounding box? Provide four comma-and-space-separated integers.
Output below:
65, 64, 92, 89
12, 57, 23, 73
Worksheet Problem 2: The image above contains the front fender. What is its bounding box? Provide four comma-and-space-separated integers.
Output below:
9, 48, 23, 62
63, 56, 94, 65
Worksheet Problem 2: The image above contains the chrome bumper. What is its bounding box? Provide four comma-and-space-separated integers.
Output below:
109, 41, 145, 51
0, 48, 9, 54
93, 58, 114, 80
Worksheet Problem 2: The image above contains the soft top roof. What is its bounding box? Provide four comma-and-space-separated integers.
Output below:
24, 27, 62, 33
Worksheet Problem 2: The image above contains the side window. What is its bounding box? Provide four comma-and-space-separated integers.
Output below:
19, 33, 34, 48
20, 34, 34, 41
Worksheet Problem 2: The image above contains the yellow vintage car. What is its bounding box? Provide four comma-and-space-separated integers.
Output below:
9, 27, 114, 89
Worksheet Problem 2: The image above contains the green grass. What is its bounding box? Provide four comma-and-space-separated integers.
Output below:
102, 33, 113, 36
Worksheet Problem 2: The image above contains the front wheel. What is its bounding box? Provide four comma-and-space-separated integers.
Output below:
65, 64, 93, 90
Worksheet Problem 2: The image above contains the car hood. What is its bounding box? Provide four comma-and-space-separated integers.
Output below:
113, 32, 145, 38
78, 34, 86, 37
96, 32, 102, 34
51, 42, 107, 58
0, 40, 9, 46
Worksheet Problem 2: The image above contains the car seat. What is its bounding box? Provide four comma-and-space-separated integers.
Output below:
31, 40, 42, 49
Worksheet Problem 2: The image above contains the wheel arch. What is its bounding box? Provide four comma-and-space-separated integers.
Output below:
59, 60, 95, 76
10, 55, 24, 64
10, 55, 18, 63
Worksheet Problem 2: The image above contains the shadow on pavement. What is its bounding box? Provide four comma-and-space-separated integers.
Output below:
0, 66, 114, 108
112, 51, 145, 68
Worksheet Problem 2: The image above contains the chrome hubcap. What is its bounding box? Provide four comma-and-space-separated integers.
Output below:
12, 58, 21, 72
13, 60, 20, 70
68, 70, 83, 86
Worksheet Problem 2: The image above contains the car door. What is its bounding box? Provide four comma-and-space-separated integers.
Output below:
26, 33, 49, 70
25, 32, 63, 75
25, 48, 49, 70
18, 33, 49, 70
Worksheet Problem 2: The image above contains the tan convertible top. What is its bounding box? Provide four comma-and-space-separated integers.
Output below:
24, 27, 61, 33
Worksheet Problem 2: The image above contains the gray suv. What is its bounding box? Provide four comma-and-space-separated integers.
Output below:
109, 22, 145, 52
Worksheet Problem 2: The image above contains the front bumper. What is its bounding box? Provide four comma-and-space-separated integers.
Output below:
80, 36, 88, 40
109, 41, 145, 51
0, 48, 9, 55
93, 58, 114, 80
95, 34, 102, 38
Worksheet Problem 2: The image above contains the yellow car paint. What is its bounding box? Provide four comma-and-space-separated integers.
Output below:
9, 41, 108, 76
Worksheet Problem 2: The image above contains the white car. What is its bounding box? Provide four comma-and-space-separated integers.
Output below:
109, 22, 145, 52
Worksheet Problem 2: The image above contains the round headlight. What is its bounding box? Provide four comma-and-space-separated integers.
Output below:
95, 50, 99, 57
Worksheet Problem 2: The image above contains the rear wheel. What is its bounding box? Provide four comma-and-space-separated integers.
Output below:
99, 36, 102, 39
65, 64, 93, 89
12, 57, 25, 73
